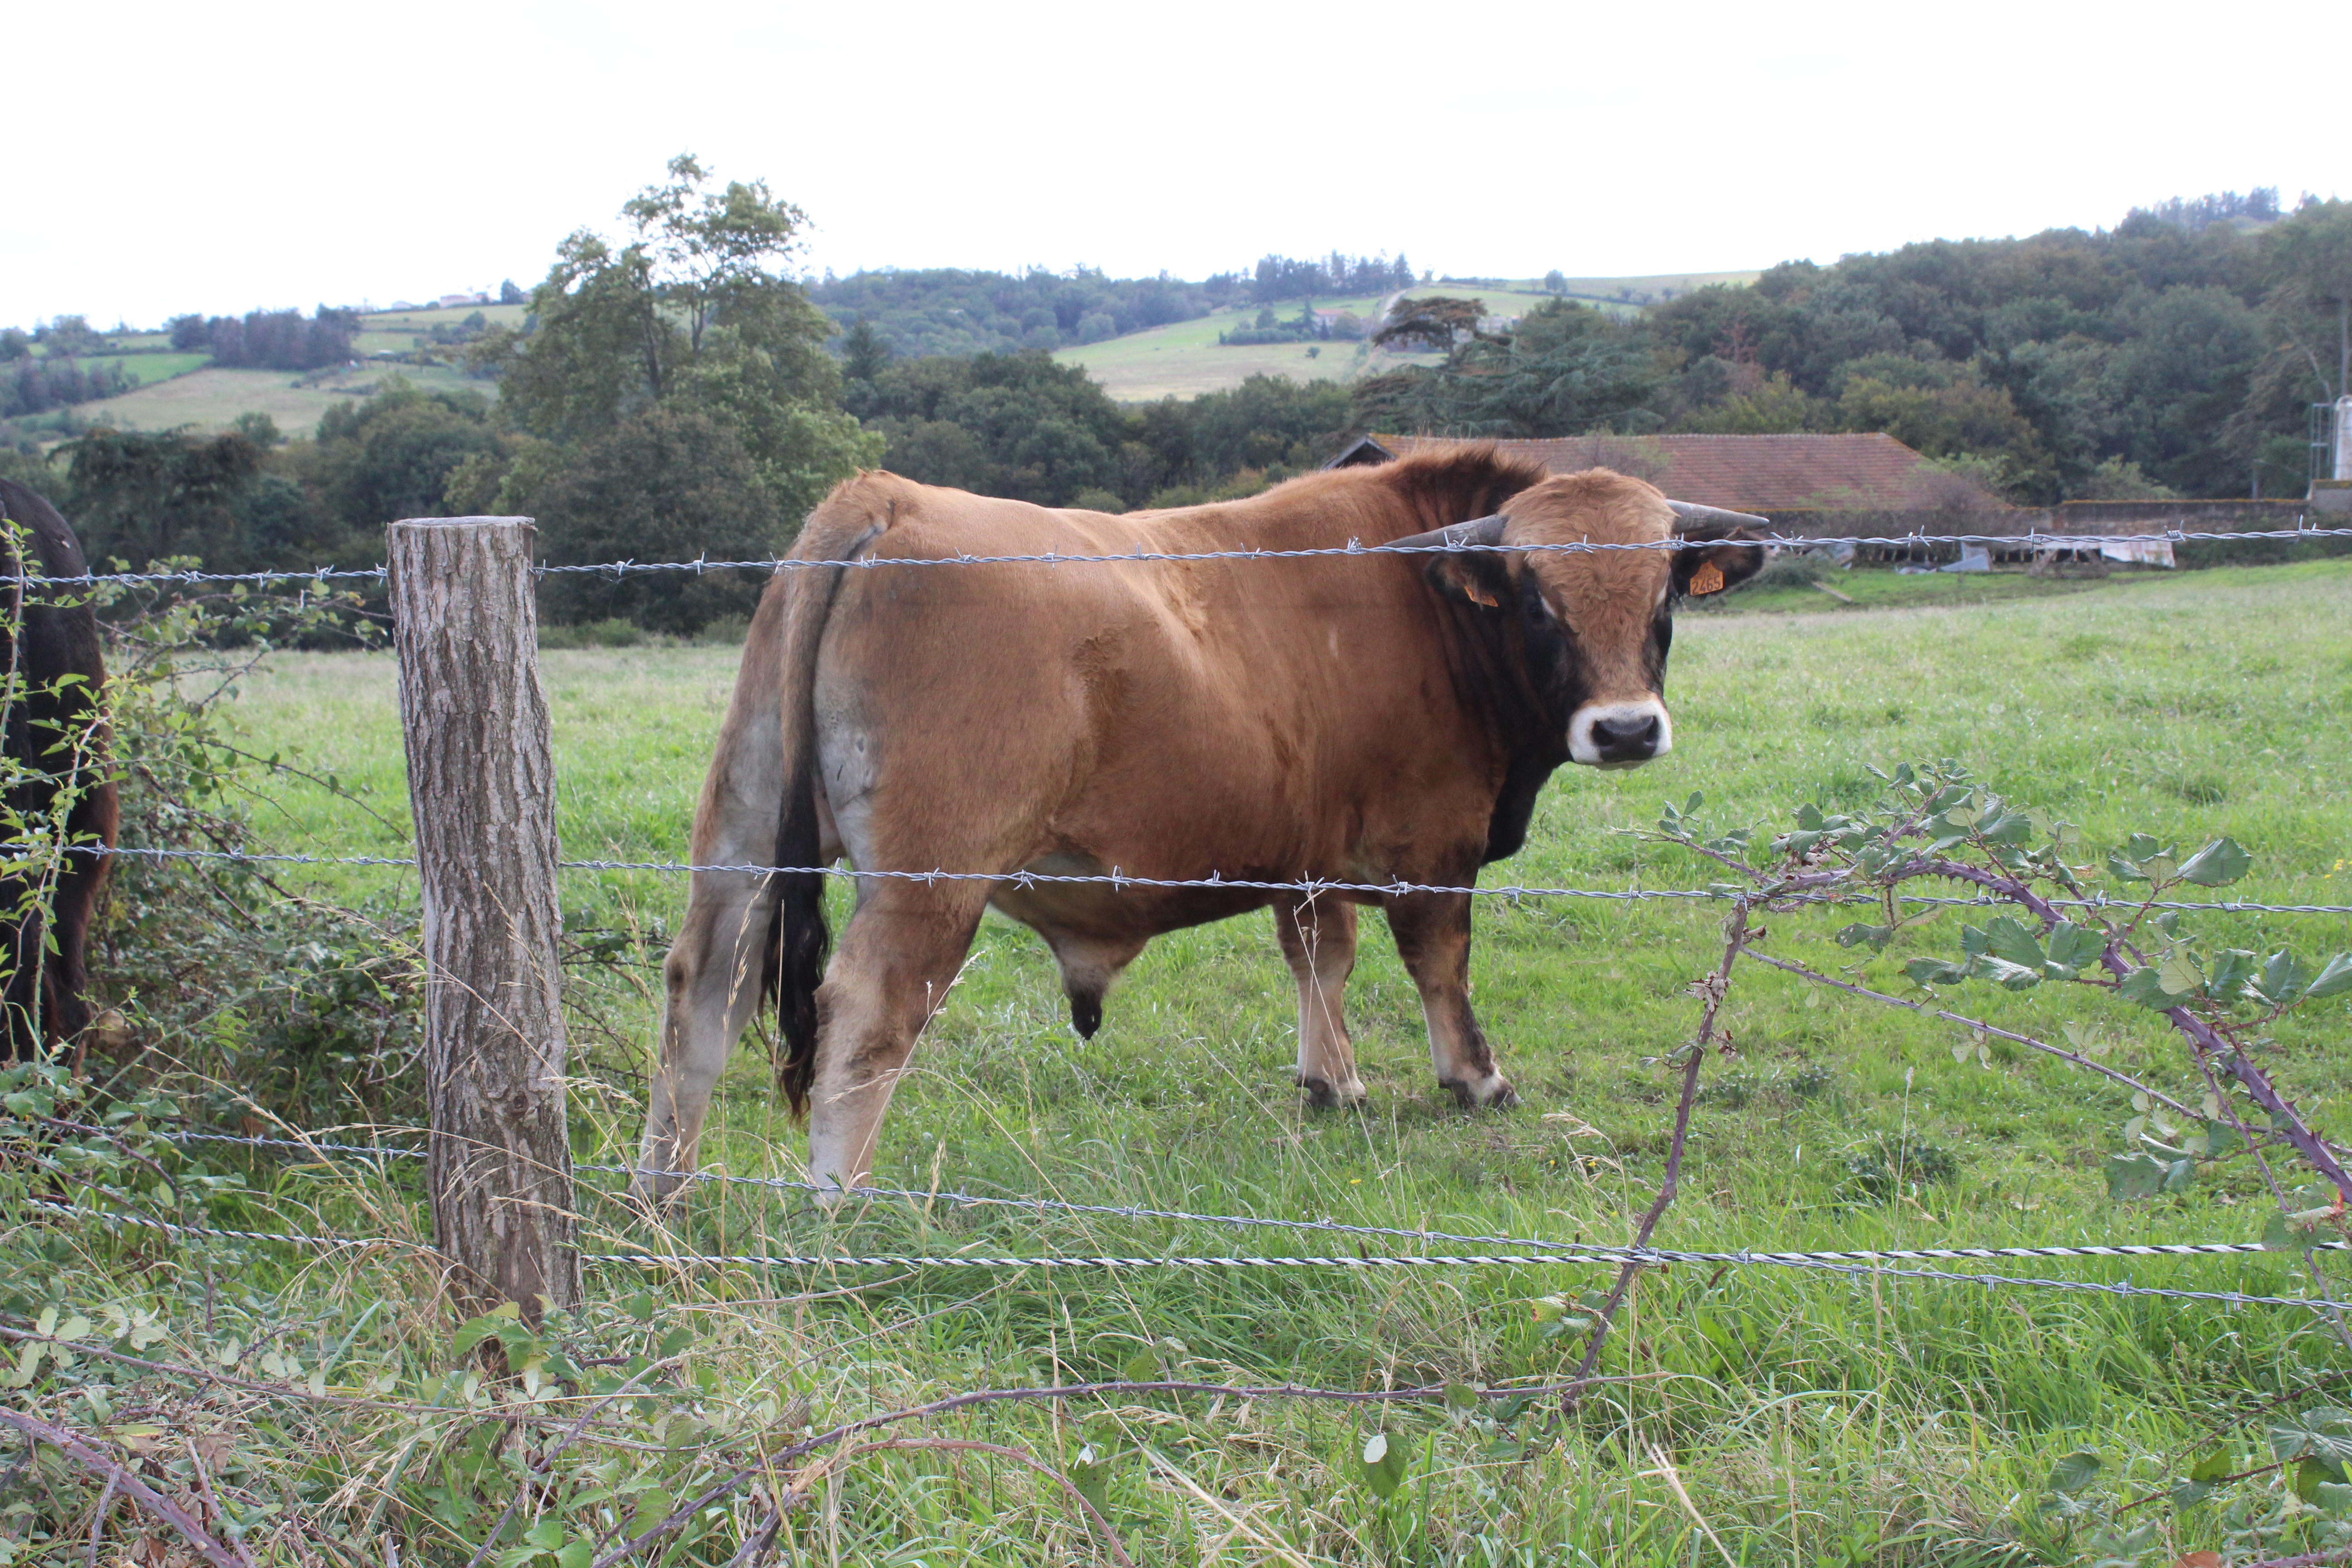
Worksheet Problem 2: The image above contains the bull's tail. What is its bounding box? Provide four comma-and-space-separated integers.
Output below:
764, 483, 895, 1117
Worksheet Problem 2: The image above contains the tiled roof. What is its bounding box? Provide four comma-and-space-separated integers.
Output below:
1365, 432, 2004, 512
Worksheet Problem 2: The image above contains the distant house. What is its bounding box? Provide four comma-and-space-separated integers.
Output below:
1327, 432, 2008, 517
437, 291, 491, 309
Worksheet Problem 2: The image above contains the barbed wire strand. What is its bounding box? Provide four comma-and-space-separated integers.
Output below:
45, 1207, 2352, 1312
9, 524, 2350, 589
83, 844, 2352, 915
144, 1128, 2351, 1269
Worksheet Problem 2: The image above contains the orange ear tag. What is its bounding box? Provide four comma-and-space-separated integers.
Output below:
1689, 561, 1725, 596
1465, 583, 1499, 607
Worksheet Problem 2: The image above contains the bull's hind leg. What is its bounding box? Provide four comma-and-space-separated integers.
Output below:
1276, 897, 1366, 1109
1385, 892, 1515, 1109
635, 583, 798, 1203
805, 877, 993, 1195
637, 867, 783, 1200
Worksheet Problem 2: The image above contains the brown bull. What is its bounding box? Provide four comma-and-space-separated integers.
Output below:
634, 447, 1761, 1199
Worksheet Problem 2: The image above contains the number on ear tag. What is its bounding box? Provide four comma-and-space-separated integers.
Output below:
1690, 561, 1725, 596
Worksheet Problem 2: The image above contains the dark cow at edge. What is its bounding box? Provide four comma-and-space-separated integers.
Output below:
0, 478, 117, 1061
634, 447, 1763, 1199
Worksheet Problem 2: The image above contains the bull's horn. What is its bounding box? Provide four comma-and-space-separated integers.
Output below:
1389, 512, 1507, 551
1666, 500, 1771, 530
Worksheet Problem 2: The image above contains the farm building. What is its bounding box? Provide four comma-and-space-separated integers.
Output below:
1325, 432, 2007, 516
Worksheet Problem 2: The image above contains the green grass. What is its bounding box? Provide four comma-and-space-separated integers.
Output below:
72, 361, 495, 436
360, 302, 528, 333
72, 350, 211, 387
32, 559, 2352, 1564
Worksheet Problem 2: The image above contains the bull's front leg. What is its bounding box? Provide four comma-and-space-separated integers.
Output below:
1384, 891, 1515, 1109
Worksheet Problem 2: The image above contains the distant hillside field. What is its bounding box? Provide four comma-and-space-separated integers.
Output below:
1054, 274, 1757, 401
75, 362, 491, 435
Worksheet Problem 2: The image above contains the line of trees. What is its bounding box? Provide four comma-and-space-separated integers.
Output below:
166, 307, 360, 371
811, 249, 1418, 358
810, 268, 1219, 357
1360, 192, 2352, 502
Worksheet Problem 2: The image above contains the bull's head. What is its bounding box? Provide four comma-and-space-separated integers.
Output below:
1396, 470, 1765, 768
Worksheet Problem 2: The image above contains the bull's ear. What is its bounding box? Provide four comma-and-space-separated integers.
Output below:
1425, 550, 1515, 612
1670, 525, 1766, 599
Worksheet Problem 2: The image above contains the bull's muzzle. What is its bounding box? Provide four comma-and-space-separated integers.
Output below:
1569, 699, 1672, 769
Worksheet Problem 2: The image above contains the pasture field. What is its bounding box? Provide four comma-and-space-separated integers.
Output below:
71, 349, 211, 387
72, 360, 493, 434
1056, 296, 1434, 401
1054, 274, 1758, 400
98, 558, 2351, 1564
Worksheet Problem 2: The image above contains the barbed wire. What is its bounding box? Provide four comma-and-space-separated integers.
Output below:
146, 1127, 2351, 1270
83, 843, 2352, 915
6, 524, 2348, 590
45, 1206, 2351, 1311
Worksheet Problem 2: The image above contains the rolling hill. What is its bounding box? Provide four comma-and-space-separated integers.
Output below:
1055, 272, 1758, 401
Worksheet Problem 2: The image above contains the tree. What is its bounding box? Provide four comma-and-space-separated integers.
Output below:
1543, 270, 1568, 295
477, 154, 880, 595
532, 410, 782, 633
2264, 198, 2352, 398
297, 380, 503, 530
499, 279, 527, 305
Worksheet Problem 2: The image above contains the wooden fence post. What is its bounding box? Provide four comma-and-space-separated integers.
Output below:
388, 516, 577, 1320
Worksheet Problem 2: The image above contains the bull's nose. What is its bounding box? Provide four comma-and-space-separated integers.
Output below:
1588, 712, 1661, 764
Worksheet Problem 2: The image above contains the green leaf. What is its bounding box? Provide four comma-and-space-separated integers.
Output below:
2043, 922, 2103, 975
2206, 950, 2258, 998
1981, 916, 2045, 971
2254, 951, 2313, 1006
1360, 1432, 1410, 1499
1071, 1444, 1112, 1516
622, 1291, 656, 1324
524, 1519, 564, 1551
2297, 1455, 2337, 1502
2162, 1157, 2195, 1194
2319, 1482, 2352, 1519
2158, 951, 2204, 998
1443, 1382, 1480, 1415
1904, 958, 1969, 988
2106, 1152, 2172, 1200
2199, 1119, 2242, 1157
1835, 923, 1893, 951
1970, 954, 2043, 991
1981, 812, 2034, 845
2307, 954, 2352, 1001
2171, 1479, 2214, 1509
2106, 852, 2151, 883
2188, 1450, 2234, 1483
2117, 965, 2185, 1010
1122, 1345, 1164, 1384
557, 1540, 593, 1568
2048, 1450, 2102, 1495
2177, 837, 2253, 887
451, 1303, 522, 1359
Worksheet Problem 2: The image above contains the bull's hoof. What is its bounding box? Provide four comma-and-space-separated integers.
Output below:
1299, 1074, 1370, 1111
1444, 1074, 1518, 1110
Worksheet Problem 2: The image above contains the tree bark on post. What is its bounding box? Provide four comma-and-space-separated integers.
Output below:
388, 516, 577, 1321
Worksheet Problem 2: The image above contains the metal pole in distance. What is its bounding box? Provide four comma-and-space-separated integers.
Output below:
387, 515, 577, 1320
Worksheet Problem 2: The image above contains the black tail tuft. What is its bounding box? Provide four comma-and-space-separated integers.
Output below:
769, 769, 829, 1119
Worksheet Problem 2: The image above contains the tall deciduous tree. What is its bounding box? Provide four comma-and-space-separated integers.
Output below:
477, 154, 878, 565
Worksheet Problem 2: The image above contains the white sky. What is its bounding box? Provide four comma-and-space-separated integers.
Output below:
11, 0, 2347, 330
